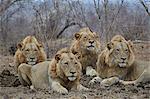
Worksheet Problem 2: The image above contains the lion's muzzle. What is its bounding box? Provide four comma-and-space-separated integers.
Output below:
118, 57, 127, 68
27, 57, 37, 65
87, 40, 97, 50
67, 71, 77, 81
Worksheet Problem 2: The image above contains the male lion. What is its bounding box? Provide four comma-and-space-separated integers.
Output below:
14, 36, 47, 73
89, 35, 150, 86
18, 48, 88, 94
70, 27, 101, 76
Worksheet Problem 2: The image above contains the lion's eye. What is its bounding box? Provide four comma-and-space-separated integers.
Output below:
34, 49, 37, 51
84, 36, 87, 39
75, 62, 77, 64
125, 49, 128, 52
25, 49, 29, 52
64, 62, 68, 65
116, 49, 120, 51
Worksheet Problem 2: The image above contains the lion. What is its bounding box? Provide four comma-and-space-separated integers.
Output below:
14, 36, 47, 73
70, 27, 101, 76
18, 48, 88, 94
89, 35, 150, 86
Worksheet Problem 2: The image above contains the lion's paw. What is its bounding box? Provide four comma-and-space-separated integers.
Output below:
30, 85, 34, 90
89, 76, 102, 85
86, 66, 98, 77
52, 82, 68, 94
30, 85, 37, 92
55, 87, 68, 94
101, 77, 119, 87
77, 84, 89, 91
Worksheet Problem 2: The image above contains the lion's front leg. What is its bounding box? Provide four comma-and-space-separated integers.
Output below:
18, 63, 32, 86
89, 76, 119, 87
51, 81, 68, 94
86, 66, 98, 77
100, 77, 120, 87
89, 76, 102, 85
76, 84, 89, 91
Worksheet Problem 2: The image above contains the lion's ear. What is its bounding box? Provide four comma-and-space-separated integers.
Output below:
38, 43, 44, 48
93, 32, 99, 38
55, 54, 61, 61
73, 52, 81, 60
74, 32, 81, 40
107, 42, 113, 50
127, 40, 133, 48
17, 43, 23, 50
76, 54, 81, 60
127, 40, 134, 52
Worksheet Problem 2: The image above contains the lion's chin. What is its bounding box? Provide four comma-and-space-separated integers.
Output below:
86, 46, 95, 51
27, 61, 36, 65
118, 63, 127, 68
68, 76, 76, 81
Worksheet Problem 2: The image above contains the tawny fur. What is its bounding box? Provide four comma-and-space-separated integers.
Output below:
97, 35, 134, 80
18, 48, 88, 94
90, 35, 150, 86
70, 27, 101, 76
14, 36, 47, 72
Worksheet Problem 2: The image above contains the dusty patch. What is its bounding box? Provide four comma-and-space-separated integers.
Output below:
0, 69, 20, 87
0, 69, 149, 99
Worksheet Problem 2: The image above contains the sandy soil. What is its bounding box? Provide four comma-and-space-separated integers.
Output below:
0, 41, 150, 99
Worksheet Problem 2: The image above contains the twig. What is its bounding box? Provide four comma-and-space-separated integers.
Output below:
139, 0, 150, 16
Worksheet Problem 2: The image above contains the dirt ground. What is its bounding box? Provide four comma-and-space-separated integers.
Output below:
0, 41, 150, 99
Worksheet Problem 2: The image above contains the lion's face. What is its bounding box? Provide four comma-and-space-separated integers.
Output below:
56, 53, 82, 81
74, 28, 100, 52
106, 37, 134, 68
18, 42, 42, 65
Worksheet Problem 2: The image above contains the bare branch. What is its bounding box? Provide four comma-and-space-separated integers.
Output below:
56, 22, 78, 38
139, 0, 150, 16
93, 0, 101, 20
0, 0, 22, 15
107, 0, 124, 32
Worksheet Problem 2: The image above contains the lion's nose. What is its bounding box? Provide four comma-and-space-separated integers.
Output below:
70, 71, 76, 74
89, 40, 94, 44
30, 57, 35, 60
121, 57, 126, 61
